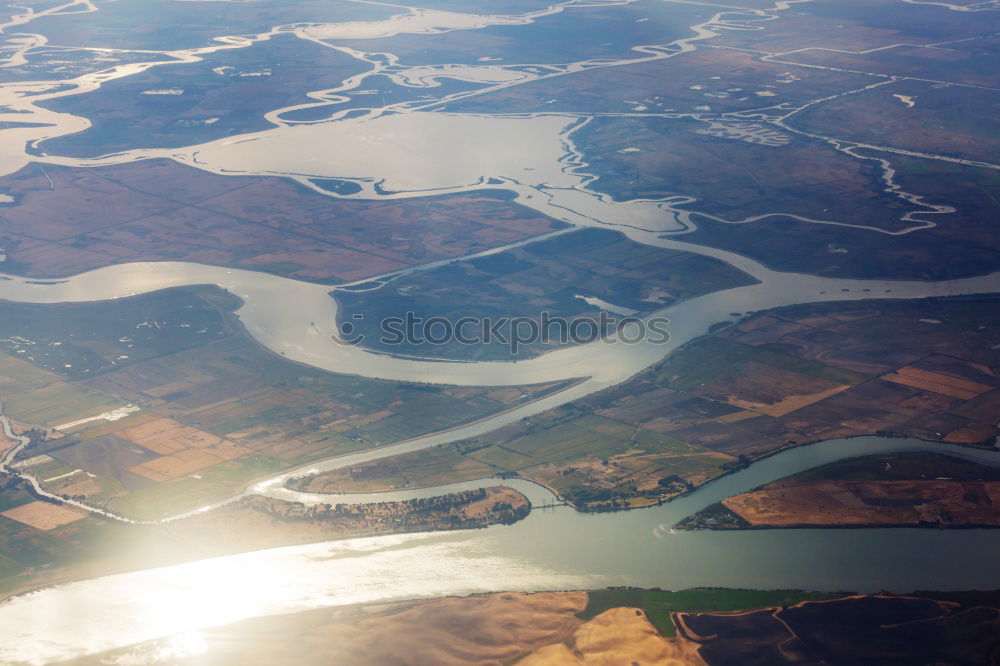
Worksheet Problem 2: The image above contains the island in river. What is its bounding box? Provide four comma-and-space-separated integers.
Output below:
678, 452, 1000, 530
290, 296, 1000, 511
0, 0, 997, 662
171, 485, 531, 553
0, 475, 530, 601
0, 293, 997, 604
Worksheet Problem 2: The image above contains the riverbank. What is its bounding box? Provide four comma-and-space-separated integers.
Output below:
281, 295, 1000, 515
4, 433, 997, 606
677, 452, 1000, 531
171, 485, 531, 553
3, 434, 1000, 662
0, 292, 581, 525
65, 587, 1000, 665
0, 484, 532, 604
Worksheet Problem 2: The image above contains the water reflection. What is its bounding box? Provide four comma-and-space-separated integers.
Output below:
2, 437, 998, 664
0, 532, 595, 665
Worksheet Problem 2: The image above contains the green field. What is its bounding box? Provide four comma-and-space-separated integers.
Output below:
0, 554, 24, 580
3, 382, 125, 428
108, 454, 286, 520
289, 444, 500, 493
109, 476, 244, 521
466, 413, 724, 486
0, 354, 57, 393
581, 588, 848, 636
23, 458, 81, 482
653, 337, 867, 390
784, 452, 1000, 485
0, 285, 576, 520
293, 405, 732, 505
0, 516, 69, 569
0, 483, 36, 513
0, 287, 240, 380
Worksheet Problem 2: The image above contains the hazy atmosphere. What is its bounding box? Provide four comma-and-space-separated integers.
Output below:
0, 0, 998, 663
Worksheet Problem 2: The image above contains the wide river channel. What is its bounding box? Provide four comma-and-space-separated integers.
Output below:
0, 255, 998, 663
0, 435, 998, 664
0, 0, 998, 662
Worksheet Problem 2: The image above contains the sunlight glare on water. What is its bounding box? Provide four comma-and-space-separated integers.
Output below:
0, 532, 594, 665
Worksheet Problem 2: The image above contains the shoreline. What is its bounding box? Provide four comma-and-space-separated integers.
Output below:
0, 485, 535, 605
550, 431, 999, 515
678, 522, 1000, 532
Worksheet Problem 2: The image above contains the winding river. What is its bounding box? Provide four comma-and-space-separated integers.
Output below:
1, 250, 997, 395
1, 249, 997, 522
0, 253, 998, 665
1, 435, 999, 664
0, 0, 998, 663
0, 203, 998, 665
